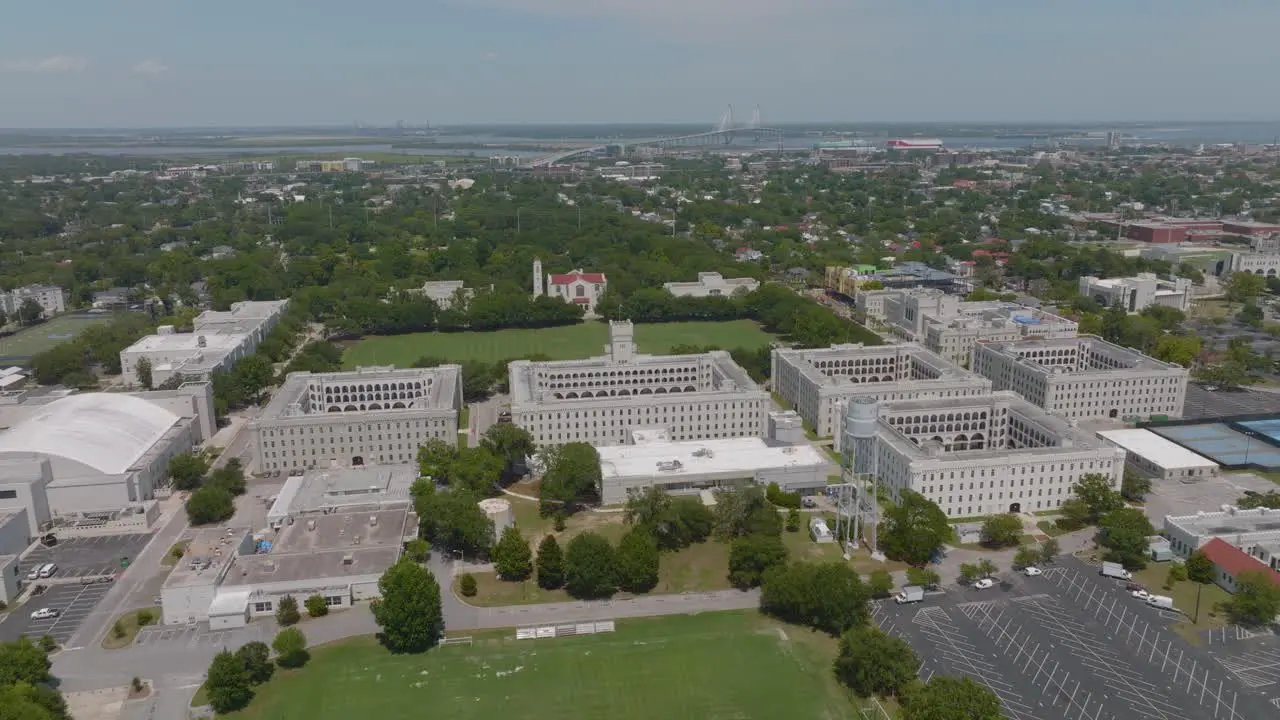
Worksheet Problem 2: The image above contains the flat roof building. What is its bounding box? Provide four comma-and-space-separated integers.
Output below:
1078, 273, 1192, 313
1163, 506, 1280, 559
596, 435, 830, 505
509, 321, 769, 448
120, 300, 288, 386
875, 288, 1078, 366
972, 336, 1188, 423
771, 343, 992, 442
845, 392, 1126, 519
162, 466, 417, 628
0, 285, 65, 319
663, 272, 759, 298
1095, 428, 1218, 482
253, 366, 461, 474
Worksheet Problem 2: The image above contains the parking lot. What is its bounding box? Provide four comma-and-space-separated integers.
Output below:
873, 557, 1276, 720
0, 582, 113, 645
1182, 385, 1280, 420
19, 534, 152, 580
133, 624, 260, 650
1141, 471, 1277, 522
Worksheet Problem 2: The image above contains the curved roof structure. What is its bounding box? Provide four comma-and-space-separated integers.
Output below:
0, 393, 179, 475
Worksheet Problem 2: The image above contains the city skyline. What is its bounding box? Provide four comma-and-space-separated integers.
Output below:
2, 0, 1280, 127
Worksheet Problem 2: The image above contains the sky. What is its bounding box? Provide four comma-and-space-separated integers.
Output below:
2, 0, 1280, 128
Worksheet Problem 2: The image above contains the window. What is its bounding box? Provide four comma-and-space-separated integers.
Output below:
0, 490, 16, 500
325, 595, 344, 606
253, 602, 273, 613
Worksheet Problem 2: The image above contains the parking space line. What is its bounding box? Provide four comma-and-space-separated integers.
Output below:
911, 606, 1042, 720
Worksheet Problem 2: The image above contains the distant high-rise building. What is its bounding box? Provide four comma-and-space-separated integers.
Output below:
1106, 131, 1121, 149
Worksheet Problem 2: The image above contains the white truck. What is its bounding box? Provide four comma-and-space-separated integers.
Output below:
1146, 595, 1175, 610
894, 586, 925, 604
1101, 562, 1132, 581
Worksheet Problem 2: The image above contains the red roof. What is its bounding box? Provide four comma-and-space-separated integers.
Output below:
549, 272, 605, 285
1200, 538, 1280, 588
571, 297, 590, 304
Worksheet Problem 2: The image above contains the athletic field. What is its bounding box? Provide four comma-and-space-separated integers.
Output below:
222, 611, 858, 720
342, 320, 777, 367
0, 313, 112, 362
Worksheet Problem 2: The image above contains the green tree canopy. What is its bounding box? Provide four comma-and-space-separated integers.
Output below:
880, 490, 950, 566
1186, 550, 1216, 584
564, 531, 617, 599
372, 557, 444, 654
184, 484, 234, 525
980, 514, 1023, 548
1098, 506, 1155, 569
416, 439, 458, 483
480, 423, 535, 481
272, 627, 309, 668
539, 443, 602, 508
760, 561, 869, 636
167, 453, 209, 491
234, 641, 274, 685
728, 533, 789, 589
415, 487, 494, 558
834, 625, 919, 698
448, 446, 504, 496
1226, 570, 1280, 626
615, 527, 660, 593
1074, 473, 1123, 523
205, 650, 253, 714
536, 534, 565, 589
624, 486, 713, 550
493, 525, 533, 581
903, 676, 1003, 720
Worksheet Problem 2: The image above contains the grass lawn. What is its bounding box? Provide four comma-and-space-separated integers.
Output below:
102, 607, 159, 650
342, 320, 777, 367
0, 313, 112, 360
162, 541, 191, 568
1132, 565, 1233, 644
219, 611, 862, 720
1035, 520, 1072, 538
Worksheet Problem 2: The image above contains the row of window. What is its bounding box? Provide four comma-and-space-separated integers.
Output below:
261, 418, 453, 437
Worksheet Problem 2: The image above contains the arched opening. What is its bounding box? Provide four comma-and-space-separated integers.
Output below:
1108, 408, 1118, 419
392, 402, 406, 409
344, 404, 358, 412
1009, 502, 1021, 513
327, 405, 341, 412
352, 456, 365, 466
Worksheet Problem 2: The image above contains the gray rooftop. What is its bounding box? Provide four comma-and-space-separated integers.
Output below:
978, 335, 1183, 375
272, 508, 411, 554
1168, 507, 1280, 537
222, 547, 400, 586
272, 465, 417, 518
261, 365, 460, 420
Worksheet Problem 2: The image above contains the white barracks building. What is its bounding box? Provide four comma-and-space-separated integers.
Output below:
508, 321, 769, 448
972, 336, 1188, 422
771, 343, 992, 441
843, 393, 1125, 518
252, 366, 461, 474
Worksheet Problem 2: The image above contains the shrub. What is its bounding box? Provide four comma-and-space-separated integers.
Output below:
131, 677, 144, 693
276, 595, 301, 626
38, 635, 57, 653
459, 573, 478, 597
112, 620, 126, 639
553, 514, 567, 532
785, 508, 801, 533
765, 482, 802, 509
536, 535, 565, 589
272, 627, 309, 669
305, 594, 329, 618
136, 608, 155, 626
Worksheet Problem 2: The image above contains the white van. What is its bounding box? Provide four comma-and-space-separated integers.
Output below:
37, 563, 57, 578
1146, 595, 1175, 610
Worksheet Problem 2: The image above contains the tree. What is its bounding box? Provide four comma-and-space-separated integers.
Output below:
868, 568, 894, 598
448, 446, 504, 496
785, 508, 801, 532
980, 514, 1023, 548
615, 527, 660, 593
272, 627, 309, 668
304, 594, 328, 618
480, 423, 535, 482
416, 439, 457, 483
903, 676, 1003, 720
1074, 473, 1123, 523
760, 561, 869, 636
1039, 538, 1060, 564
184, 485, 234, 525
1121, 470, 1152, 503
880, 490, 951, 566
405, 538, 431, 563
167, 453, 208, 491
204, 650, 253, 714
1098, 507, 1155, 569
536, 534, 565, 589
0, 638, 51, 688
727, 533, 788, 589
135, 356, 153, 390
209, 459, 246, 496
834, 625, 919, 699
1225, 271, 1266, 303
1055, 498, 1091, 531
1226, 570, 1280, 627
1152, 334, 1201, 367
906, 567, 941, 589
713, 485, 782, 539
459, 573, 477, 596
493, 525, 533, 581
959, 563, 982, 585
416, 487, 494, 558
1239, 302, 1265, 328
1166, 562, 1188, 587
540, 443, 602, 508
16, 298, 44, 326
1187, 550, 1216, 584
234, 641, 274, 685
625, 487, 715, 551
372, 557, 444, 653
564, 531, 617, 599
275, 595, 300, 626
1013, 546, 1040, 569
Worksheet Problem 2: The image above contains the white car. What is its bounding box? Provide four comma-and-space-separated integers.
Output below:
1131, 589, 1152, 601
1023, 566, 1042, 577
29, 608, 60, 620
974, 578, 995, 590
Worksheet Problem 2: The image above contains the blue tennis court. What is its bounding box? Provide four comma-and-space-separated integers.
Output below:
1150, 422, 1280, 468
1237, 418, 1280, 443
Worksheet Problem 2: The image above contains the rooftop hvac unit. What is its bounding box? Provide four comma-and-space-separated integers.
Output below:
342, 554, 354, 565
197, 335, 207, 348
307, 519, 316, 531
692, 448, 714, 458
656, 460, 683, 472
369, 515, 378, 526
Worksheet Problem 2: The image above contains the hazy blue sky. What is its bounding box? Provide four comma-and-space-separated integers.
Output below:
2, 0, 1278, 127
